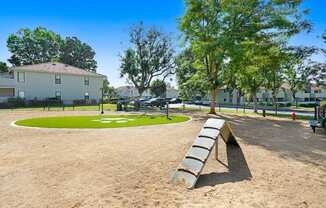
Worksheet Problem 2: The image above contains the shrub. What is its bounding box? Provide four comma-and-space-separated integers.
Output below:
299, 103, 317, 108
26, 98, 47, 107
73, 99, 97, 106
7, 97, 25, 107
46, 98, 62, 106
278, 103, 291, 107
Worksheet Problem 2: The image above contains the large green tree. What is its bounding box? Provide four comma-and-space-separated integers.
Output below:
0, 61, 8, 73
120, 23, 176, 97
103, 79, 118, 100
176, 48, 208, 101
309, 30, 326, 85
150, 80, 167, 98
7, 27, 97, 71
263, 45, 288, 114
60, 37, 97, 72
236, 41, 273, 112
7, 27, 64, 66
283, 46, 316, 106
180, 0, 310, 114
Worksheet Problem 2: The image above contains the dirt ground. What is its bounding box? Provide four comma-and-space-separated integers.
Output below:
0, 110, 325, 208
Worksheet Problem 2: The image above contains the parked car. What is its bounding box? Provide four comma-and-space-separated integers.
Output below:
139, 98, 150, 105
169, 98, 182, 104
202, 100, 210, 106
194, 100, 203, 105
145, 98, 166, 107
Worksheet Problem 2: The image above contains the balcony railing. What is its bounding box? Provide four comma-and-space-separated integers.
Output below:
0, 73, 14, 79
0, 73, 16, 87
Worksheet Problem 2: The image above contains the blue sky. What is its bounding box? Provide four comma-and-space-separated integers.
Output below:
0, 0, 325, 87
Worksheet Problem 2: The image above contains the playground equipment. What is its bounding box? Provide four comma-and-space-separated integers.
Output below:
309, 101, 326, 133
171, 118, 237, 189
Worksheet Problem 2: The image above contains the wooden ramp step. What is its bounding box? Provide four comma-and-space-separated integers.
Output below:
171, 118, 237, 189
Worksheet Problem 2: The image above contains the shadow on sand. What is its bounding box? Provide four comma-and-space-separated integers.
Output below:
193, 112, 326, 168
196, 142, 252, 188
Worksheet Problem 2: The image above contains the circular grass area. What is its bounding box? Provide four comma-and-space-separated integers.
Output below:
14, 114, 190, 129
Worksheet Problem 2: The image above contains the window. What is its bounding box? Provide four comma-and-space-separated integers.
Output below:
55, 74, 61, 84
55, 91, 61, 100
84, 77, 89, 86
85, 92, 89, 100
0, 88, 15, 97
18, 91, 25, 98
17, 72, 25, 83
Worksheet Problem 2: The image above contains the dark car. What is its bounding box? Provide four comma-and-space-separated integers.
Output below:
145, 98, 166, 107
169, 98, 182, 104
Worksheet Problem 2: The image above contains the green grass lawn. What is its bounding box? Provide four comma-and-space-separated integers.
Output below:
15, 114, 190, 129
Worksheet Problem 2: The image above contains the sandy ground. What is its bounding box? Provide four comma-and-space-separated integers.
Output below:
0, 110, 325, 208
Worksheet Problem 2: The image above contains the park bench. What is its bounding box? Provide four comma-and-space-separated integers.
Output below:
171, 118, 237, 189
309, 117, 326, 133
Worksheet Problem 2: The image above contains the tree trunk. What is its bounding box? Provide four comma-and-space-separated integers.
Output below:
209, 88, 217, 114
292, 92, 297, 108
253, 93, 258, 113
237, 91, 241, 107
137, 88, 145, 99
229, 90, 233, 106
272, 93, 277, 115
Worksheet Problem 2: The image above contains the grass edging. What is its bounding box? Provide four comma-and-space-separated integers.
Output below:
13, 114, 191, 129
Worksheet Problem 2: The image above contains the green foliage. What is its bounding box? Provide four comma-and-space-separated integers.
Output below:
103, 79, 118, 100
60, 37, 97, 72
150, 80, 167, 98
308, 30, 326, 85
179, 0, 310, 113
262, 45, 288, 104
0, 61, 8, 72
283, 46, 317, 100
299, 103, 317, 108
7, 27, 97, 71
176, 49, 208, 100
7, 27, 64, 66
120, 23, 176, 96
7, 97, 25, 107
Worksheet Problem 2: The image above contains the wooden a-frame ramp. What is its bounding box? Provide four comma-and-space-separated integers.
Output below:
171, 118, 238, 189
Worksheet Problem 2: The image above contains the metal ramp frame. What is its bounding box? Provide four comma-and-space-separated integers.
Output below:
171, 118, 237, 189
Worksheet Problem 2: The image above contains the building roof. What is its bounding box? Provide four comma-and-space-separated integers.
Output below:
11, 62, 105, 78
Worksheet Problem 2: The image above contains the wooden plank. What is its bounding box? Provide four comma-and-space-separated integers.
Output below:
198, 128, 220, 140
186, 147, 210, 162
171, 170, 197, 189
179, 158, 204, 176
193, 137, 215, 150
204, 118, 225, 130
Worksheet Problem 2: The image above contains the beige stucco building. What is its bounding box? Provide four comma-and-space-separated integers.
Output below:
202, 84, 326, 105
0, 62, 105, 104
